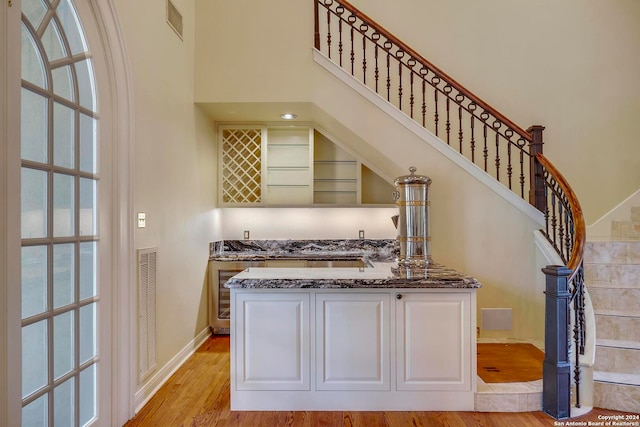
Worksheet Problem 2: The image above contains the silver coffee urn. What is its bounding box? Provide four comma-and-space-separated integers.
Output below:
392, 167, 431, 268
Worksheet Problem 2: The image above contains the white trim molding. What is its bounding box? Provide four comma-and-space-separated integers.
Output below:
1, 1, 24, 425
134, 327, 212, 413
84, 0, 136, 423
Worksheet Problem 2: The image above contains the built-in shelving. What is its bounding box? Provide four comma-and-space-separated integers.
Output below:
218, 125, 395, 206
265, 127, 313, 205
313, 133, 359, 204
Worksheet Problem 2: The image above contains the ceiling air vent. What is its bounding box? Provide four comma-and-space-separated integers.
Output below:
167, 0, 183, 40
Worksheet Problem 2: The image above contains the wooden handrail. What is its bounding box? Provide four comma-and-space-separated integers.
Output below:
318, 0, 533, 143
536, 153, 585, 274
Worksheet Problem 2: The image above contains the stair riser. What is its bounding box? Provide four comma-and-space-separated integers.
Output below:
589, 288, 640, 312
595, 315, 640, 342
475, 393, 541, 412
612, 221, 640, 240
595, 346, 640, 375
594, 382, 640, 412
584, 264, 640, 289
584, 241, 640, 264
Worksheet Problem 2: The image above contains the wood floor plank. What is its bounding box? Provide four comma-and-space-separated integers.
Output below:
477, 343, 545, 383
124, 335, 634, 427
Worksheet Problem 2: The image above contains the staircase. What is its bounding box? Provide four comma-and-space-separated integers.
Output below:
314, 0, 588, 418
585, 206, 640, 412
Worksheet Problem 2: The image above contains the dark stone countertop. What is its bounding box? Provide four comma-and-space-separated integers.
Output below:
209, 239, 397, 262
209, 239, 481, 290
224, 261, 481, 289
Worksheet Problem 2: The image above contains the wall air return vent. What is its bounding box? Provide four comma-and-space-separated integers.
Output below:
167, 0, 183, 40
138, 247, 158, 382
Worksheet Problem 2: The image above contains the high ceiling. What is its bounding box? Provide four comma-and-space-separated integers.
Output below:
196, 102, 314, 124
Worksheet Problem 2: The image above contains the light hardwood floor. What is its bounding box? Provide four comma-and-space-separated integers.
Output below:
124, 335, 632, 427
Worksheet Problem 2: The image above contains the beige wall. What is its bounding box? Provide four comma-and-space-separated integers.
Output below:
311, 67, 547, 340
194, 0, 550, 341
114, 0, 217, 384
196, 0, 640, 225
113, 0, 640, 374
194, 0, 315, 103
348, 0, 640, 225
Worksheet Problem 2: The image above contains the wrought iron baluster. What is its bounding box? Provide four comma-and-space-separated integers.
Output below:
349, 15, 355, 75
572, 268, 585, 408
469, 104, 477, 163
551, 193, 558, 252
544, 181, 550, 237
398, 60, 403, 111
457, 102, 464, 154
445, 87, 451, 145
480, 112, 490, 171
361, 25, 367, 84
409, 63, 415, 118
577, 268, 586, 356
434, 89, 439, 137
337, 7, 344, 65
519, 148, 525, 198
385, 42, 391, 101
373, 34, 380, 93
326, 8, 332, 59
493, 122, 501, 182
421, 79, 427, 127
420, 66, 428, 128
564, 209, 572, 262
507, 143, 513, 190
558, 203, 565, 260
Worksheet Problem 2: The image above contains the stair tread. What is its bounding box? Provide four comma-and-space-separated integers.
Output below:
594, 309, 640, 317
596, 338, 640, 350
587, 282, 640, 289
594, 371, 640, 386
584, 261, 640, 266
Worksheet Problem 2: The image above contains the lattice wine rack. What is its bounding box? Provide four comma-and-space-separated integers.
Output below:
221, 128, 263, 204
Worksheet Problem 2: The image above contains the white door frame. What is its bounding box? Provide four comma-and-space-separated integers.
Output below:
83, 1, 136, 423
1, 0, 135, 424
1, 1, 24, 425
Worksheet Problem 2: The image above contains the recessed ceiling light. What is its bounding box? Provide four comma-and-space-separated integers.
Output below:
280, 113, 297, 120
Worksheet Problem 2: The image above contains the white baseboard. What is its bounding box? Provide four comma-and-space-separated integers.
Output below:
133, 327, 212, 413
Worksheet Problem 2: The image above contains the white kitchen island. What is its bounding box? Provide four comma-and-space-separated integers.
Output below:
226, 261, 481, 411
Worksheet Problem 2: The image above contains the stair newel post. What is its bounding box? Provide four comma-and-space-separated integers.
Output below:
542, 265, 572, 420
528, 125, 546, 212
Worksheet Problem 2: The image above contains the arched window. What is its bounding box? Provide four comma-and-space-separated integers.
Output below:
21, 0, 100, 424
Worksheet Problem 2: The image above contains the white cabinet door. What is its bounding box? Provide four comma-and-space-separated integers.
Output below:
396, 292, 471, 391
316, 293, 390, 390
234, 292, 310, 390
